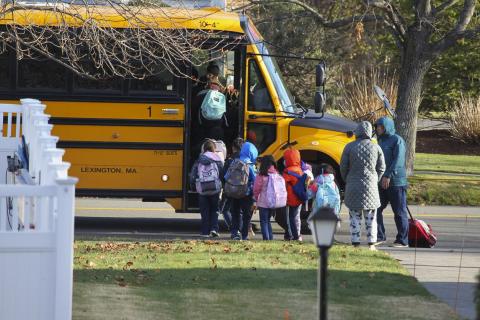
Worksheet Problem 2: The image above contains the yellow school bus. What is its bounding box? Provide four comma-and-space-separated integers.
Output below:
0, 4, 356, 213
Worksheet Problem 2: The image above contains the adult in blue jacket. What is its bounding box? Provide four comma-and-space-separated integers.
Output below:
375, 116, 409, 247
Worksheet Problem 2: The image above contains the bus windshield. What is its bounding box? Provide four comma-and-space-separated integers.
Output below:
246, 23, 296, 113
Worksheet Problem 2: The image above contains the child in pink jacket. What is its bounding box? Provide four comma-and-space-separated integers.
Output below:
253, 155, 285, 240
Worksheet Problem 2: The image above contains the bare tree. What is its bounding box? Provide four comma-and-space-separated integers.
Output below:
0, 0, 243, 80
240, 0, 480, 173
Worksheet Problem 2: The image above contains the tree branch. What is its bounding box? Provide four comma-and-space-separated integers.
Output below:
415, 0, 432, 17
432, 0, 459, 15
249, 0, 383, 28
431, 0, 477, 54
363, 1, 407, 45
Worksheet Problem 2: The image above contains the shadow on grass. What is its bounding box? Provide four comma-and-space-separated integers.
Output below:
74, 267, 430, 303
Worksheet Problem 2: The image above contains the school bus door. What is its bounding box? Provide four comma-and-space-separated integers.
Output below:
244, 57, 278, 155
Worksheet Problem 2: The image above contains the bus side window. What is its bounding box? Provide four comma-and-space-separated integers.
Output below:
18, 58, 68, 92
247, 60, 274, 112
0, 50, 8, 90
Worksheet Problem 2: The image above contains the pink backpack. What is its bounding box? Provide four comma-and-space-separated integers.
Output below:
262, 173, 287, 209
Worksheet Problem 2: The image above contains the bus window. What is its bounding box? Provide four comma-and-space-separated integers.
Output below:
0, 51, 8, 90
17, 58, 68, 92
129, 67, 176, 95
247, 122, 276, 154
74, 74, 123, 94
247, 59, 274, 112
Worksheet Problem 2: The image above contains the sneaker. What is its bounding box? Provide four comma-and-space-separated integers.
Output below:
200, 234, 210, 238
390, 242, 409, 248
298, 236, 303, 242
369, 245, 377, 251
373, 240, 385, 246
210, 231, 219, 238
232, 235, 241, 240
352, 243, 361, 248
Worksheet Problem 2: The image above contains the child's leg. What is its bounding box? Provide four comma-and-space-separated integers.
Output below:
230, 199, 241, 239
198, 195, 210, 236
240, 197, 254, 240
287, 206, 300, 240
349, 209, 362, 245
209, 194, 220, 233
267, 209, 274, 240
295, 208, 302, 238
259, 207, 270, 240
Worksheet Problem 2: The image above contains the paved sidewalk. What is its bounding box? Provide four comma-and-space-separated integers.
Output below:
382, 247, 479, 319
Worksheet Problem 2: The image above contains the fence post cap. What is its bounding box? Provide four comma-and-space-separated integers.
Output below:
20, 98, 42, 105
55, 177, 79, 185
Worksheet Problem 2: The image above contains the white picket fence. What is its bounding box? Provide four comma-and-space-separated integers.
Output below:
0, 99, 77, 320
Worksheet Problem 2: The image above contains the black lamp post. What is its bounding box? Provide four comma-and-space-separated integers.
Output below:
307, 207, 339, 320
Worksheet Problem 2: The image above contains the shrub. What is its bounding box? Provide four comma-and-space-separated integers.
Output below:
336, 66, 397, 123
450, 95, 480, 144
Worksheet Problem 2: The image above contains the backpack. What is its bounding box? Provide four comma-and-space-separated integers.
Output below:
287, 171, 309, 202
195, 160, 222, 195
201, 139, 227, 163
224, 159, 250, 199
314, 178, 340, 216
263, 173, 287, 209
199, 89, 226, 121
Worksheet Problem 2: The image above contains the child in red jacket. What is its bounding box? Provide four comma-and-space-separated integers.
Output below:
282, 148, 304, 241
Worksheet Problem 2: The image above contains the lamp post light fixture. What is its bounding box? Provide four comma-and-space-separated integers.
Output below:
307, 207, 339, 320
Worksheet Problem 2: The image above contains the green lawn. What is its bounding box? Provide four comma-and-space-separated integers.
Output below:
408, 174, 480, 206
415, 153, 480, 175
73, 240, 457, 320
409, 154, 480, 205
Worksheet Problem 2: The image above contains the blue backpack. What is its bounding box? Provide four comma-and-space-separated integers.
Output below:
287, 171, 309, 202
312, 176, 341, 216
199, 89, 226, 121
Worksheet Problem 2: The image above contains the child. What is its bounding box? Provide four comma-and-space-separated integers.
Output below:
225, 141, 258, 240
220, 137, 244, 231
253, 155, 286, 240
282, 148, 305, 241
308, 163, 341, 224
189, 140, 224, 238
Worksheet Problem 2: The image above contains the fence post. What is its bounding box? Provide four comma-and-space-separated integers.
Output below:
54, 177, 78, 320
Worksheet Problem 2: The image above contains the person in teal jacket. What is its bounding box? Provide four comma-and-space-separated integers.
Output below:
375, 116, 409, 247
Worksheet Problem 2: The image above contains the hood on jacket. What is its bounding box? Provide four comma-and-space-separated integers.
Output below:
284, 148, 301, 168
199, 151, 221, 164
375, 116, 396, 136
354, 121, 373, 139
239, 142, 258, 164
315, 173, 335, 185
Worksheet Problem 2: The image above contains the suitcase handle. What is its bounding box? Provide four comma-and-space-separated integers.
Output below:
406, 206, 415, 221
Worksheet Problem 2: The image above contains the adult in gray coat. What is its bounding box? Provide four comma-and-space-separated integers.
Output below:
340, 121, 386, 250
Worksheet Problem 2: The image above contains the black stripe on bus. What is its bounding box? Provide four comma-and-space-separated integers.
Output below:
76, 189, 183, 198
58, 141, 183, 150
49, 118, 184, 127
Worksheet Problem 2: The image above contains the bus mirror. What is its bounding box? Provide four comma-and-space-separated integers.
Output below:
314, 91, 326, 114
316, 63, 326, 87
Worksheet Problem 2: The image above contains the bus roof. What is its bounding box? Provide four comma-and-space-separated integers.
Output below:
0, 5, 245, 33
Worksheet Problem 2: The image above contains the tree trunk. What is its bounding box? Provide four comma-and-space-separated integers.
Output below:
395, 29, 433, 175
395, 59, 430, 175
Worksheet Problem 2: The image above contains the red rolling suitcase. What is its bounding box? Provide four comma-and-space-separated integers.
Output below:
407, 207, 437, 248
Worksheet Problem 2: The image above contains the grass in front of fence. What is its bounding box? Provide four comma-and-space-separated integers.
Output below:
415, 153, 480, 175
73, 240, 458, 320
408, 174, 480, 206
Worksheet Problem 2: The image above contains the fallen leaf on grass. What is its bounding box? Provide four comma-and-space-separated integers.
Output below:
223, 246, 231, 253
